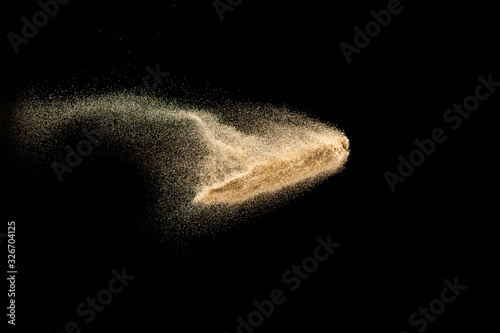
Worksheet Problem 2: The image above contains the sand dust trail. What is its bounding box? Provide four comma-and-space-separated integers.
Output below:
9, 92, 350, 238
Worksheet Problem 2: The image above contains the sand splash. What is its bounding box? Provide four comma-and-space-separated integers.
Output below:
9, 91, 349, 238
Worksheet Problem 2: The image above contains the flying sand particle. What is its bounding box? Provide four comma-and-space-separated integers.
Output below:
8, 91, 350, 239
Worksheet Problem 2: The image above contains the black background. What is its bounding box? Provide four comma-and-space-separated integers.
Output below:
0, 0, 498, 332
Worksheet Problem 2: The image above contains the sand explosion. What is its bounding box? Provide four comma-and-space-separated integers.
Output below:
9, 91, 349, 236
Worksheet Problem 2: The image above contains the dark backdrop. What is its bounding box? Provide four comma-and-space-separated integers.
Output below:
1, 0, 497, 332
